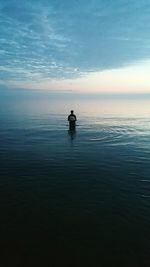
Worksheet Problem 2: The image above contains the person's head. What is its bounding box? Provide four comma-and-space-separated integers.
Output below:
71, 110, 74, 114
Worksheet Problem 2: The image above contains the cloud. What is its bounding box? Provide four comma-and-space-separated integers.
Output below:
2, 59, 150, 94
0, 0, 150, 82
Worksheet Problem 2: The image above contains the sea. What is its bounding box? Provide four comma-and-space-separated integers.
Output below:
0, 89, 150, 267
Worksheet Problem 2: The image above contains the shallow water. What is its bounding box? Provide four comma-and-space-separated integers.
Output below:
0, 92, 150, 266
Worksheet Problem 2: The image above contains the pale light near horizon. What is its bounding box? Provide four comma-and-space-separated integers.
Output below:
4, 60, 150, 93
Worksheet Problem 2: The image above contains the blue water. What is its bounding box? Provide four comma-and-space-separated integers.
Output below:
0, 91, 150, 266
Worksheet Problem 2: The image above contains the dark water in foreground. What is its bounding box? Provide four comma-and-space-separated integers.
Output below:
0, 93, 150, 266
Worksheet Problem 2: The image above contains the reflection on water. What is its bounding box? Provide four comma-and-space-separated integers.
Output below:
0, 92, 150, 266
68, 128, 76, 142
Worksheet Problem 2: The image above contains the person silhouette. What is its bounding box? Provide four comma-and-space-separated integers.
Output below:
68, 110, 77, 129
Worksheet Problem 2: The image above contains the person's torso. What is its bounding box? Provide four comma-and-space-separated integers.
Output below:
68, 115, 76, 122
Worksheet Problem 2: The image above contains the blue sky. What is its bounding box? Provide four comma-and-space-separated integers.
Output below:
0, 0, 150, 92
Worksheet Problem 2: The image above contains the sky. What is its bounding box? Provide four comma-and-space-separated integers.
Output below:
0, 0, 150, 93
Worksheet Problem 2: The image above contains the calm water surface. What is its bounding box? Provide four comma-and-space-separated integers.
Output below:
0, 92, 150, 266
